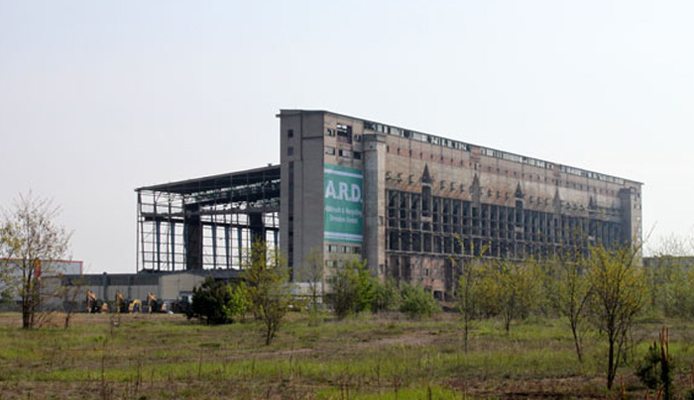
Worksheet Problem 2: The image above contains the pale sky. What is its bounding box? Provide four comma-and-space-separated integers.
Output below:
1, 1, 693, 273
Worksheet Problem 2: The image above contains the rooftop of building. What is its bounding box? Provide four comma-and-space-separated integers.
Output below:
279, 109, 643, 186
61, 268, 241, 286
135, 164, 280, 195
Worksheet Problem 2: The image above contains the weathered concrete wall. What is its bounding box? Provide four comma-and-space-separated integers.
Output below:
383, 134, 635, 217
363, 134, 386, 278
280, 111, 326, 280
159, 272, 206, 300
279, 110, 642, 297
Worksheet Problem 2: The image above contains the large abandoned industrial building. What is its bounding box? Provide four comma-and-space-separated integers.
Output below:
134, 109, 642, 300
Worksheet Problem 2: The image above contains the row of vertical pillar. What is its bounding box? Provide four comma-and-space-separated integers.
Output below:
182, 210, 271, 270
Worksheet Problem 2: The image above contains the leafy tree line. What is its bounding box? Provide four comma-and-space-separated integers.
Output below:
188, 247, 443, 345
453, 240, 650, 390
642, 235, 694, 319
181, 235, 694, 392
327, 258, 441, 319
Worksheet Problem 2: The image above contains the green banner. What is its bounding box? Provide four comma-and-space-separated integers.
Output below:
324, 164, 363, 243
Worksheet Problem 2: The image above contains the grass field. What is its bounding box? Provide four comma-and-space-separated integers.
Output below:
0, 312, 693, 399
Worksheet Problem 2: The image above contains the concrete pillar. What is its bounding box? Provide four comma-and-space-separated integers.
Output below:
102, 272, 109, 303
619, 187, 642, 251
249, 212, 265, 243
184, 203, 203, 270
249, 212, 266, 265
363, 134, 386, 280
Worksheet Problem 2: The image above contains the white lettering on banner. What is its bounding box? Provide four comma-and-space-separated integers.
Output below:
328, 214, 359, 224
325, 180, 337, 199
351, 184, 361, 202
324, 180, 362, 203
339, 182, 349, 200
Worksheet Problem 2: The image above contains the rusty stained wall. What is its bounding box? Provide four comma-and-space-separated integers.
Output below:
279, 110, 642, 299
381, 132, 641, 297
383, 134, 635, 215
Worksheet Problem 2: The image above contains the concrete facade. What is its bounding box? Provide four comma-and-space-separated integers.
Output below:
279, 110, 643, 298
0, 259, 83, 302
41, 269, 241, 312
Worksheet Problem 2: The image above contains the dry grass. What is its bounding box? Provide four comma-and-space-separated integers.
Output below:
0, 312, 691, 399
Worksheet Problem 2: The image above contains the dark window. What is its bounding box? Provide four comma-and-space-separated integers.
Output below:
336, 123, 352, 144
422, 186, 432, 217
353, 151, 362, 160
287, 129, 294, 138
287, 146, 294, 156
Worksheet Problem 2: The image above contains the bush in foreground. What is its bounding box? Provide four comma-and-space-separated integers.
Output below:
399, 284, 441, 318
188, 277, 248, 325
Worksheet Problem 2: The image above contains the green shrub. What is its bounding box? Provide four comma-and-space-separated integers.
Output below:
328, 258, 374, 318
372, 278, 401, 313
188, 277, 235, 324
635, 329, 672, 400
399, 284, 441, 318
635, 341, 662, 390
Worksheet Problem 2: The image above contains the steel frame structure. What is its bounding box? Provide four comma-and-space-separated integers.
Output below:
135, 165, 280, 272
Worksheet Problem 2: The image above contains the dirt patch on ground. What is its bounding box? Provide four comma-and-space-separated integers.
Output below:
359, 330, 439, 348
448, 376, 617, 399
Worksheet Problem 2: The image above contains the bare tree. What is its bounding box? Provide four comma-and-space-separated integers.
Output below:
298, 248, 325, 322
60, 275, 84, 329
550, 246, 592, 363
457, 259, 484, 352
452, 235, 489, 352
0, 193, 71, 329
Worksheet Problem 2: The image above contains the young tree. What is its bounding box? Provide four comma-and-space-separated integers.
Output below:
587, 243, 646, 390
0, 193, 71, 329
550, 247, 592, 363
635, 327, 673, 400
297, 248, 325, 319
355, 261, 376, 314
60, 275, 84, 329
453, 237, 490, 352
457, 259, 485, 352
242, 240, 291, 345
228, 281, 251, 322
479, 258, 539, 333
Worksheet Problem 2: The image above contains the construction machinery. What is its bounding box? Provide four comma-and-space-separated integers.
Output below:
128, 299, 143, 313
86, 290, 100, 313
147, 292, 168, 313
115, 291, 126, 313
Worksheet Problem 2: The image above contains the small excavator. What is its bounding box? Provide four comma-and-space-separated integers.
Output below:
128, 299, 143, 313
86, 289, 108, 313
86, 290, 169, 314
147, 292, 168, 313
115, 291, 130, 313
114, 290, 143, 313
